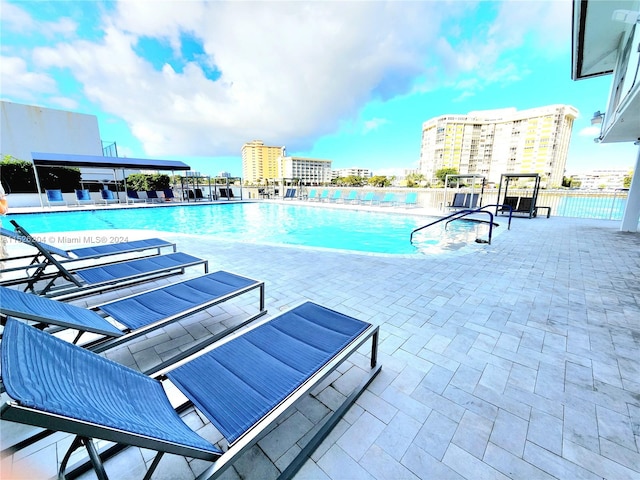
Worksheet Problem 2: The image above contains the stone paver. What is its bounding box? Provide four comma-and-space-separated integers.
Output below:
1, 212, 639, 480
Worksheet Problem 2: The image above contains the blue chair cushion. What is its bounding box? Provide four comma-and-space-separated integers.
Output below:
75, 252, 201, 284
2, 318, 222, 454
167, 302, 369, 444
100, 271, 257, 330
69, 238, 170, 259
0, 286, 123, 336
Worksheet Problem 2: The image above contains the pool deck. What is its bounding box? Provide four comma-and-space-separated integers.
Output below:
1, 202, 639, 480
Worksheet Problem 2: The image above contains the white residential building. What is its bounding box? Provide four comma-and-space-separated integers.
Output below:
332, 168, 373, 179
570, 169, 630, 190
419, 105, 578, 187
279, 156, 332, 185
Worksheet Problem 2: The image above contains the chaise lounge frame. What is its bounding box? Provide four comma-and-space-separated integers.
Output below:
0, 221, 176, 275
1, 221, 207, 300
1, 302, 381, 480
0, 270, 266, 353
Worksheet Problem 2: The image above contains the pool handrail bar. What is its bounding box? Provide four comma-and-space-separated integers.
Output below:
410, 208, 492, 242
444, 209, 495, 244
478, 204, 513, 230
410, 205, 511, 244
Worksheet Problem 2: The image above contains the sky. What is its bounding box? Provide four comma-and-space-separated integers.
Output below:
1, 0, 637, 178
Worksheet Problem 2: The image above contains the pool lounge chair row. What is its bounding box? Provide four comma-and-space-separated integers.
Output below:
0, 220, 207, 300
0, 222, 381, 480
306, 189, 418, 207
44, 189, 182, 207
0, 224, 176, 273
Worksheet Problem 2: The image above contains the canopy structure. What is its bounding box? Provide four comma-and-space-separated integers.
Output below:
31, 152, 190, 171
30, 152, 192, 207
443, 174, 486, 209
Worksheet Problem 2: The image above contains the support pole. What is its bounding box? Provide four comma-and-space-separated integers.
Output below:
620, 144, 640, 232
31, 162, 44, 208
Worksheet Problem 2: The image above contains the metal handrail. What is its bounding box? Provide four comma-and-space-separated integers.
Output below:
478, 204, 513, 230
444, 209, 495, 244
410, 205, 510, 245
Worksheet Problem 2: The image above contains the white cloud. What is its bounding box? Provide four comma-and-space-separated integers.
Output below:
17, 1, 450, 156
1, 0, 571, 159
0, 56, 57, 100
0, 0, 77, 38
579, 126, 601, 137
363, 118, 390, 134
437, 1, 570, 98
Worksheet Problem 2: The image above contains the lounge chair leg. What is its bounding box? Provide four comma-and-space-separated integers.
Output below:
276, 362, 382, 480
142, 452, 165, 480
72, 330, 84, 345
59, 436, 109, 480
371, 329, 379, 368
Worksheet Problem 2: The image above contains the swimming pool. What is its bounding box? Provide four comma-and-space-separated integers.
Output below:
7, 203, 495, 255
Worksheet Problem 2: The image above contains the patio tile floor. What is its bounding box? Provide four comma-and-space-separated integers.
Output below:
1, 213, 638, 480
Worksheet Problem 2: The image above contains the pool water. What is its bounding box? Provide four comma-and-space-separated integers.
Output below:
7, 203, 495, 255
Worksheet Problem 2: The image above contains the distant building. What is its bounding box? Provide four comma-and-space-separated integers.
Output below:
570, 169, 630, 190
419, 105, 578, 187
1, 101, 103, 160
332, 168, 373, 179
241, 140, 285, 184
279, 156, 332, 185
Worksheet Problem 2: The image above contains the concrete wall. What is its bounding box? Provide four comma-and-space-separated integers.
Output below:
0, 101, 103, 161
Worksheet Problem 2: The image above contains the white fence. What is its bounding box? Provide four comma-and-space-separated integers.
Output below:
7, 188, 631, 221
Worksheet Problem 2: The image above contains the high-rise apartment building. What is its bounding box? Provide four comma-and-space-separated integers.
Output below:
419, 105, 578, 187
241, 140, 285, 184
279, 156, 332, 185
332, 168, 373, 179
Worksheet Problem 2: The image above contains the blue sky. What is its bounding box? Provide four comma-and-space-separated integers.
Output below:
1, 0, 637, 178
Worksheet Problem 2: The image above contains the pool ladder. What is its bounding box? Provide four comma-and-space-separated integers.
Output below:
410, 205, 513, 245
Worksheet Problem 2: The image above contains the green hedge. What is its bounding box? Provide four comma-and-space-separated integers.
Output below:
0, 156, 81, 193
125, 173, 170, 191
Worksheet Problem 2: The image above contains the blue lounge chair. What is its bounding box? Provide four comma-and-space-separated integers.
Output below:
1, 222, 207, 299
307, 189, 318, 201
318, 189, 329, 201
449, 192, 467, 209
100, 189, 119, 204
328, 190, 342, 202
360, 191, 377, 205
380, 193, 396, 206
0, 270, 266, 353
145, 190, 162, 203
344, 190, 359, 204
163, 188, 178, 202
45, 189, 67, 207
2, 249, 208, 299
74, 189, 94, 206
1, 301, 380, 480
126, 190, 145, 204
1, 220, 176, 273
283, 188, 297, 200
195, 188, 210, 201
403, 192, 418, 207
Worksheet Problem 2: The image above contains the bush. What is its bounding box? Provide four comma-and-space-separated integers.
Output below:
125, 173, 170, 191
1, 156, 81, 193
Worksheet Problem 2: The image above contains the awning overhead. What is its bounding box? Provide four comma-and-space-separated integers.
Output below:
31, 152, 191, 171
571, 0, 638, 80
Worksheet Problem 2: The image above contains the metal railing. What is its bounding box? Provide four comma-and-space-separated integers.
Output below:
410, 207, 498, 244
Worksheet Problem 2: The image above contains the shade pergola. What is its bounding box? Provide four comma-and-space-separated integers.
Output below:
30, 152, 191, 207
31, 152, 190, 171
